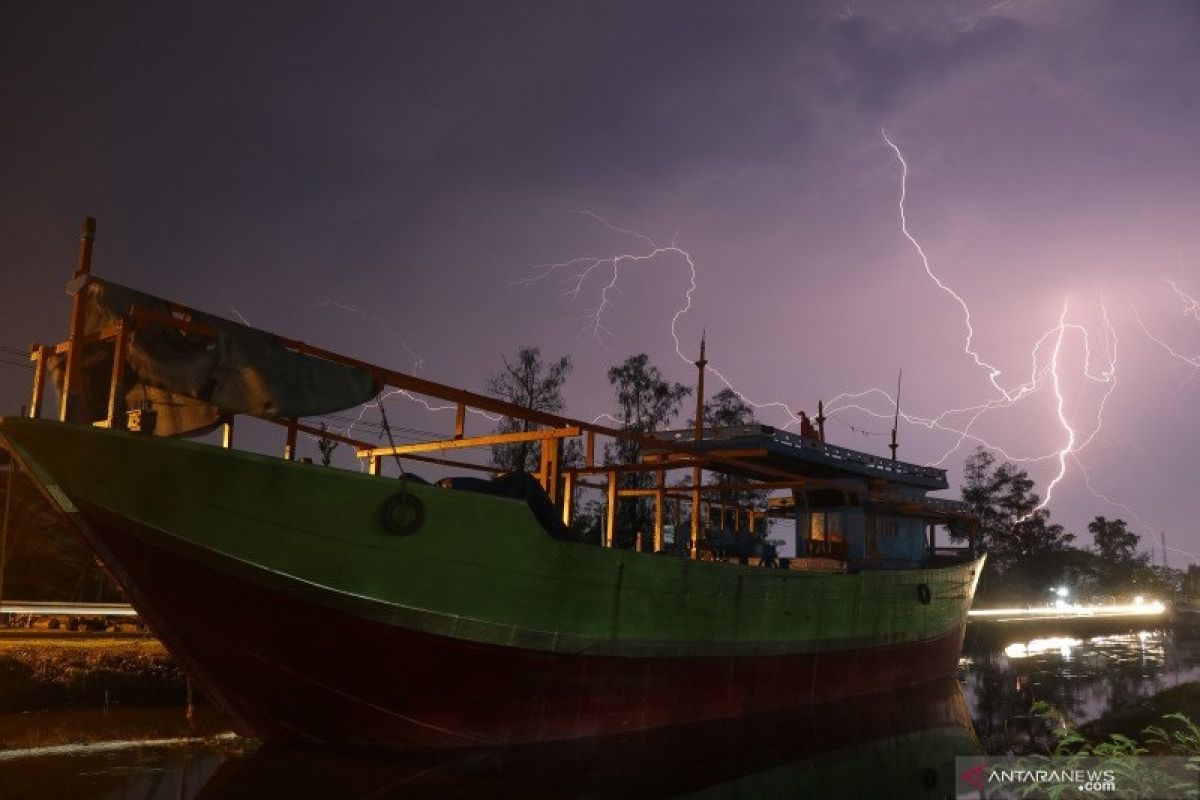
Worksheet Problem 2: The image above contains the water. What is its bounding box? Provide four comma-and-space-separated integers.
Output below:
1, 625, 1195, 799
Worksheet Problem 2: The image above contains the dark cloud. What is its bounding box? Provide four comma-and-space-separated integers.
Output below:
1, 1, 1199, 556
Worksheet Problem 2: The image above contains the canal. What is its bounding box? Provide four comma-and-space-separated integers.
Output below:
1, 624, 1196, 798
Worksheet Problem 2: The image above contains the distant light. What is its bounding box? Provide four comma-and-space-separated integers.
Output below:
1055, 587, 1069, 598
1134, 595, 1145, 605
969, 601, 1165, 618
1004, 636, 1082, 659
1055, 598, 1068, 609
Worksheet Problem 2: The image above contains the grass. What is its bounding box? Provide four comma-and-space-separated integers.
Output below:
0, 631, 188, 713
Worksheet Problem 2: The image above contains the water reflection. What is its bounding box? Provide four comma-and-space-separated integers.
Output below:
0, 679, 976, 799
961, 626, 1200, 755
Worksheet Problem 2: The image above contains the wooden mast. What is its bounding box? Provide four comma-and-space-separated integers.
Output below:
60, 217, 96, 422
690, 334, 707, 560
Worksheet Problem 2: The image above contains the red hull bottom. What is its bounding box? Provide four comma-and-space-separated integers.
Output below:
83, 509, 967, 747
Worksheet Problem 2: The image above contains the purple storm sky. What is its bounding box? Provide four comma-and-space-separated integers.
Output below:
2, 2, 1198, 563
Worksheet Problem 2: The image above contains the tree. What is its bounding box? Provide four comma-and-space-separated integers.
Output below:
697, 387, 756, 428
960, 447, 1075, 575
486, 346, 572, 473
316, 422, 339, 467
604, 354, 690, 548
1088, 516, 1139, 564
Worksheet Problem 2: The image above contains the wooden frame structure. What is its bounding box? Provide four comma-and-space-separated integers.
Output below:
27, 218, 974, 564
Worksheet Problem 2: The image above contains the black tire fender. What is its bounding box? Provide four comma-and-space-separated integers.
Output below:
380, 492, 425, 536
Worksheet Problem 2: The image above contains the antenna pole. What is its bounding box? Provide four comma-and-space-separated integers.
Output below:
889, 369, 902, 461
690, 333, 707, 560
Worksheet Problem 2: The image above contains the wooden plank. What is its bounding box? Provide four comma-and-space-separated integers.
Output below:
358, 426, 580, 459
605, 470, 617, 548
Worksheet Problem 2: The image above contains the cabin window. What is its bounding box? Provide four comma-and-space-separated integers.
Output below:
881, 519, 899, 538
810, 511, 844, 542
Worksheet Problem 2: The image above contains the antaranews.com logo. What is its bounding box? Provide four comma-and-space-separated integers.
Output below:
955, 755, 1197, 798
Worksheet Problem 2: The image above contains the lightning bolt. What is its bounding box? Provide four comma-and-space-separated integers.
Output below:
1138, 279, 1200, 373
516, 210, 799, 423
509, 132, 1139, 531
880, 130, 1122, 517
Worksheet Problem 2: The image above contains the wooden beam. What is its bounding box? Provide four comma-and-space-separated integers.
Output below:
642, 448, 769, 464
28, 345, 48, 419
569, 459, 707, 477
52, 323, 126, 354
690, 465, 701, 559
454, 403, 466, 439
60, 217, 96, 421
357, 426, 580, 459
561, 470, 574, 527
104, 322, 127, 428
284, 419, 298, 461
653, 468, 665, 553
605, 470, 617, 548
221, 417, 234, 449
277, 418, 505, 474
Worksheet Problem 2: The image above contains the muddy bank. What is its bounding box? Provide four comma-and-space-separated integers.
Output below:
0, 632, 191, 712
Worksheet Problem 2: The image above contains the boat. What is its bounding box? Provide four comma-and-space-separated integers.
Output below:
0, 219, 984, 748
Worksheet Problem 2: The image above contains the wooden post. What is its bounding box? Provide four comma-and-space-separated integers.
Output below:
538, 436, 562, 503
454, 403, 466, 439
369, 455, 382, 476
104, 323, 128, 427
653, 468, 665, 552
0, 459, 14, 607
28, 345, 48, 419
816, 400, 826, 443
60, 217, 96, 422
284, 419, 298, 461
585, 431, 595, 468
561, 470, 574, 527
605, 470, 617, 548
690, 335, 707, 559
222, 417, 235, 449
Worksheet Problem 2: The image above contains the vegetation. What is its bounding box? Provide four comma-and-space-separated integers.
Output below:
603, 354, 690, 549
957, 446, 1180, 604
1006, 701, 1200, 799
316, 421, 339, 466
486, 346, 573, 473
0, 634, 186, 713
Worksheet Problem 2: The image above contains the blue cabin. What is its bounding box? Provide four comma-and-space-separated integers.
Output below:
645, 424, 973, 569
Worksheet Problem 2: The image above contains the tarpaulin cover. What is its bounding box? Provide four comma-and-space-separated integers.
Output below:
51, 277, 380, 436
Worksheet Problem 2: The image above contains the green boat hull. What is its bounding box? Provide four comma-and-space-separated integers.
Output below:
0, 418, 982, 745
